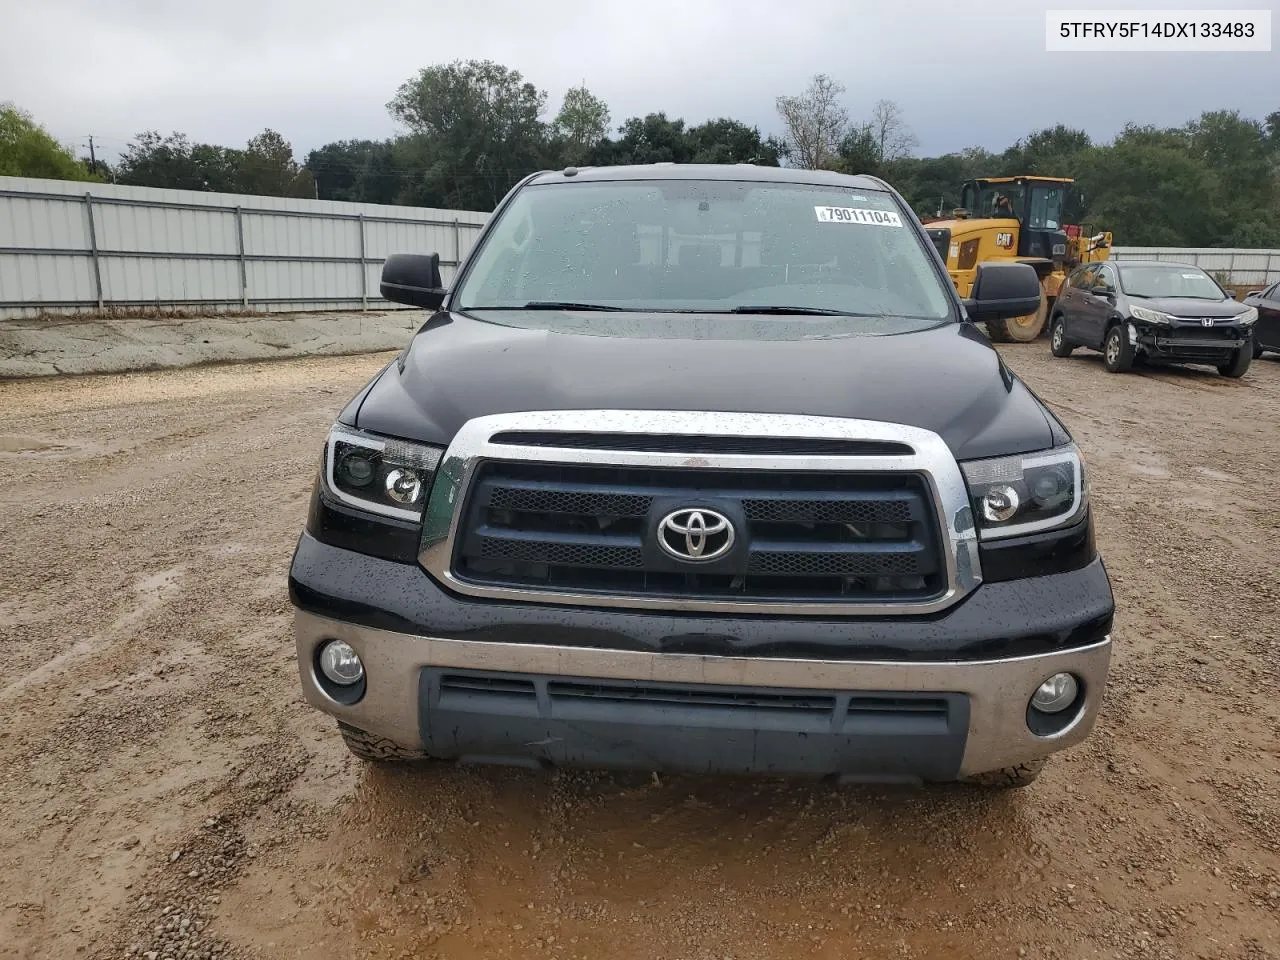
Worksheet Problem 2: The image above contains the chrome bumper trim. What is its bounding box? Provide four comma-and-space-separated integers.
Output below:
295, 609, 1111, 777
417, 409, 981, 617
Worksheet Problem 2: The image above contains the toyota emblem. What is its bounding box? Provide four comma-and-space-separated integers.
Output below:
657, 508, 735, 562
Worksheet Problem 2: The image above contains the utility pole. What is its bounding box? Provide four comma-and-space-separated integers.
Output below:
87, 135, 98, 174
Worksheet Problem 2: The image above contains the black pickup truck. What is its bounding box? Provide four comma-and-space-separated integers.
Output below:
288, 164, 1114, 788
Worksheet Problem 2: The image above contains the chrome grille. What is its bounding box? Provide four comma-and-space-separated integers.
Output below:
453, 461, 943, 602
417, 409, 981, 616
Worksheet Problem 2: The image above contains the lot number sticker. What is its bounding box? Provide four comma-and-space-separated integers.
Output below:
815, 206, 903, 227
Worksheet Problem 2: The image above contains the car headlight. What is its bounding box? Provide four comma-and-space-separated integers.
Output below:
960, 443, 1088, 539
1130, 306, 1173, 324
1238, 306, 1258, 326
323, 425, 443, 521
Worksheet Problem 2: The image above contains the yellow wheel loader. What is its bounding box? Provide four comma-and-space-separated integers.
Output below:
922, 177, 1112, 342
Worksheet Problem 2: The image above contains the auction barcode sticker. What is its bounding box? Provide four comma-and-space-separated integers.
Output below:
815, 206, 903, 226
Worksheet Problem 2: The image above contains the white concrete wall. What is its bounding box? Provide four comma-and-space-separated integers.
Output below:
0, 176, 488, 318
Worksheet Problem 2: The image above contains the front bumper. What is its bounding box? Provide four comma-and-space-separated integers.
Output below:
1129, 320, 1250, 362
296, 608, 1110, 780
291, 535, 1114, 781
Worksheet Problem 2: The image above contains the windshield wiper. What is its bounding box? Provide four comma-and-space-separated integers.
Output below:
721, 305, 876, 317
466, 301, 629, 312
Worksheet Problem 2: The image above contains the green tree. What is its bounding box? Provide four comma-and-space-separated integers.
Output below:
189, 143, 243, 193
1265, 110, 1280, 150
306, 139, 399, 203
0, 103, 98, 180
998, 125, 1092, 176
599, 112, 692, 165
388, 58, 548, 209
685, 118, 782, 165
552, 85, 610, 164
889, 151, 997, 216
1184, 110, 1279, 245
1075, 133, 1225, 246
834, 124, 882, 176
238, 128, 313, 198
117, 132, 209, 190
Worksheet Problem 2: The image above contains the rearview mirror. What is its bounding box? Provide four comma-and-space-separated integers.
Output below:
962, 262, 1042, 322
380, 253, 446, 310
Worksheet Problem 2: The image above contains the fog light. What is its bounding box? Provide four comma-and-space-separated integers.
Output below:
384, 467, 423, 504
318, 640, 364, 685
981, 484, 1021, 523
1031, 672, 1078, 713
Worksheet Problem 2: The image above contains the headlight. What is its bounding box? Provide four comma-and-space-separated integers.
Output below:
961, 443, 1088, 539
1130, 306, 1173, 324
323, 425, 443, 521
1237, 306, 1258, 326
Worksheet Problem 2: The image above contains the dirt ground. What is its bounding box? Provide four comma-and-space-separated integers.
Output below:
2, 345, 1278, 960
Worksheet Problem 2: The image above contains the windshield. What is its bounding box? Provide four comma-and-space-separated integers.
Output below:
1027, 185, 1064, 230
454, 179, 952, 327
1119, 264, 1226, 300
968, 182, 1025, 220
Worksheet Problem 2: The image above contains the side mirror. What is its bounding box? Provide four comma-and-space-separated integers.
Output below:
380, 253, 446, 310
962, 262, 1042, 322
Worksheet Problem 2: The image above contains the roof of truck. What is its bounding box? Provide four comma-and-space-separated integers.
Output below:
526, 163, 885, 190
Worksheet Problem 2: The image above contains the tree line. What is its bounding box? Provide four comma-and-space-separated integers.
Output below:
3, 63, 1278, 247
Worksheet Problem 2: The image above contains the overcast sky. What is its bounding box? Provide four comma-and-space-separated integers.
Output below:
3, 0, 1276, 163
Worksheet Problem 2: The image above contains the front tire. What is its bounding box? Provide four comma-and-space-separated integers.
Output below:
1049, 316, 1074, 357
964, 759, 1046, 789
1218, 347, 1252, 378
986, 287, 1049, 343
338, 722, 429, 763
1103, 324, 1134, 373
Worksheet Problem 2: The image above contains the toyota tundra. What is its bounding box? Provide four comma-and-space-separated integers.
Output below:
288, 163, 1114, 788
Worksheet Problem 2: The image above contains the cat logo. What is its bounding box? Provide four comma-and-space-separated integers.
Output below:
995, 232, 1014, 248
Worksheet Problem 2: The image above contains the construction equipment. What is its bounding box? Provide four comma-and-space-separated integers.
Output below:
922, 177, 1112, 341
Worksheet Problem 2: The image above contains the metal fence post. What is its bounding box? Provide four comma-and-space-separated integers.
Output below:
234, 207, 248, 309
84, 193, 104, 310
453, 218, 461, 276
358, 214, 368, 310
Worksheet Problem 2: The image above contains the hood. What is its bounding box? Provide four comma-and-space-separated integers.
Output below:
349, 310, 1057, 461
1130, 296, 1249, 319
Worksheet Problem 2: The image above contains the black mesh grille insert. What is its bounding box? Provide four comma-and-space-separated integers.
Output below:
452, 460, 944, 603
748, 549, 922, 576
488, 485, 652, 518
477, 535, 645, 570
742, 496, 912, 525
